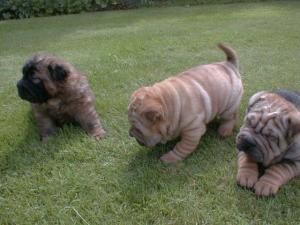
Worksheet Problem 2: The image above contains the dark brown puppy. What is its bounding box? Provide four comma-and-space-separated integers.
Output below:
17, 54, 106, 142
236, 90, 300, 197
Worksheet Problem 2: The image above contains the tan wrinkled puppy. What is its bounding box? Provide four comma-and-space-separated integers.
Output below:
128, 44, 243, 163
17, 54, 106, 142
236, 90, 300, 197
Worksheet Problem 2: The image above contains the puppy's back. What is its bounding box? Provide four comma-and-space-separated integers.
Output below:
275, 89, 300, 109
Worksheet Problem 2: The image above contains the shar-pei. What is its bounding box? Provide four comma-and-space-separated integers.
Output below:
236, 90, 300, 196
128, 43, 243, 163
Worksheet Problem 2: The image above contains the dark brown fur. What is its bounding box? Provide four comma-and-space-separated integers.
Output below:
17, 54, 106, 142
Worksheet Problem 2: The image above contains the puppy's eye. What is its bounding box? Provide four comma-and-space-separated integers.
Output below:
268, 135, 277, 142
32, 77, 41, 84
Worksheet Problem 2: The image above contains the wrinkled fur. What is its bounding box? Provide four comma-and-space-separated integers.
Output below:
236, 90, 300, 197
128, 44, 243, 163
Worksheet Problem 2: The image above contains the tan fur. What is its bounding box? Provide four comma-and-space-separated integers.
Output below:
237, 92, 300, 196
26, 54, 105, 141
237, 151, 259, 188
128, 44, 243, 163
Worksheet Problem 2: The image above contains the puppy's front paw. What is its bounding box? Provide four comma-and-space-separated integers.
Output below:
92, 128, 106, 140
254, 180, 279, 197
160, 151, 183, 164
237, 171, 258, 189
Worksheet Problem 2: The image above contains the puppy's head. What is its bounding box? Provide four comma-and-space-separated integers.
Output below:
128, 87, 167, 147
236, 93, 300, 166
17, 54, 72, 103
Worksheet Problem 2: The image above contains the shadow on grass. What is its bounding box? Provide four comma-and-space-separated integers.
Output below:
0, 110, 86, 178
233, 182, 300, 224
118, 120, 235, 202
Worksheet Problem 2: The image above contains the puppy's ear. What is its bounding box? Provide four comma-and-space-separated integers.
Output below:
48, 64, 68, 81
288, 112, 300, 135
22, 61, 37, 76
144, 107, 164, 122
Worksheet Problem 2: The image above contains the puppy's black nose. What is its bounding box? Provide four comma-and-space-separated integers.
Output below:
17, 80, 23, 89
237, 136, 256, 152
17, 80, 26, 98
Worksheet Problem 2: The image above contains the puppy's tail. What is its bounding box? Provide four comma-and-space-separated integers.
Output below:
218, 43, 239, 69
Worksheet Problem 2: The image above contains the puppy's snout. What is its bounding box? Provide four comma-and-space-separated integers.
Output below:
17, 80, 27, 98
17, 80, 24, 89
237, 135, 256, 152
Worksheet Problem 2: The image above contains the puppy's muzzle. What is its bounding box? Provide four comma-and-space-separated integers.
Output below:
17, 79, 50, 103
236, 134, 256, 152
17, 80, 31, 101
129, 127, 145, 146
236, 132, 263, 162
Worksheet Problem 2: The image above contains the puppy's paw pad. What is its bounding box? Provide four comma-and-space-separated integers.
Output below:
237, 173, 258, 189
160, 151, 183, 164
254, 180, 279, 197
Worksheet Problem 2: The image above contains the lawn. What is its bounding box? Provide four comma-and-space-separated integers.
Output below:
1, 1, 300, 224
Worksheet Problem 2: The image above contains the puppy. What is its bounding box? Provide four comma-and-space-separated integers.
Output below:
17, 54, 106, 142
236, 90, 300, 197
128, 44, 243, 163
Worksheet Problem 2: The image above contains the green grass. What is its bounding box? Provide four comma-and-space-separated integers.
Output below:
1, 1, 300, 224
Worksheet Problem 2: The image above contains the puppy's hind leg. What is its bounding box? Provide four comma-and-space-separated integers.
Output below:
218, 110, 239, 137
